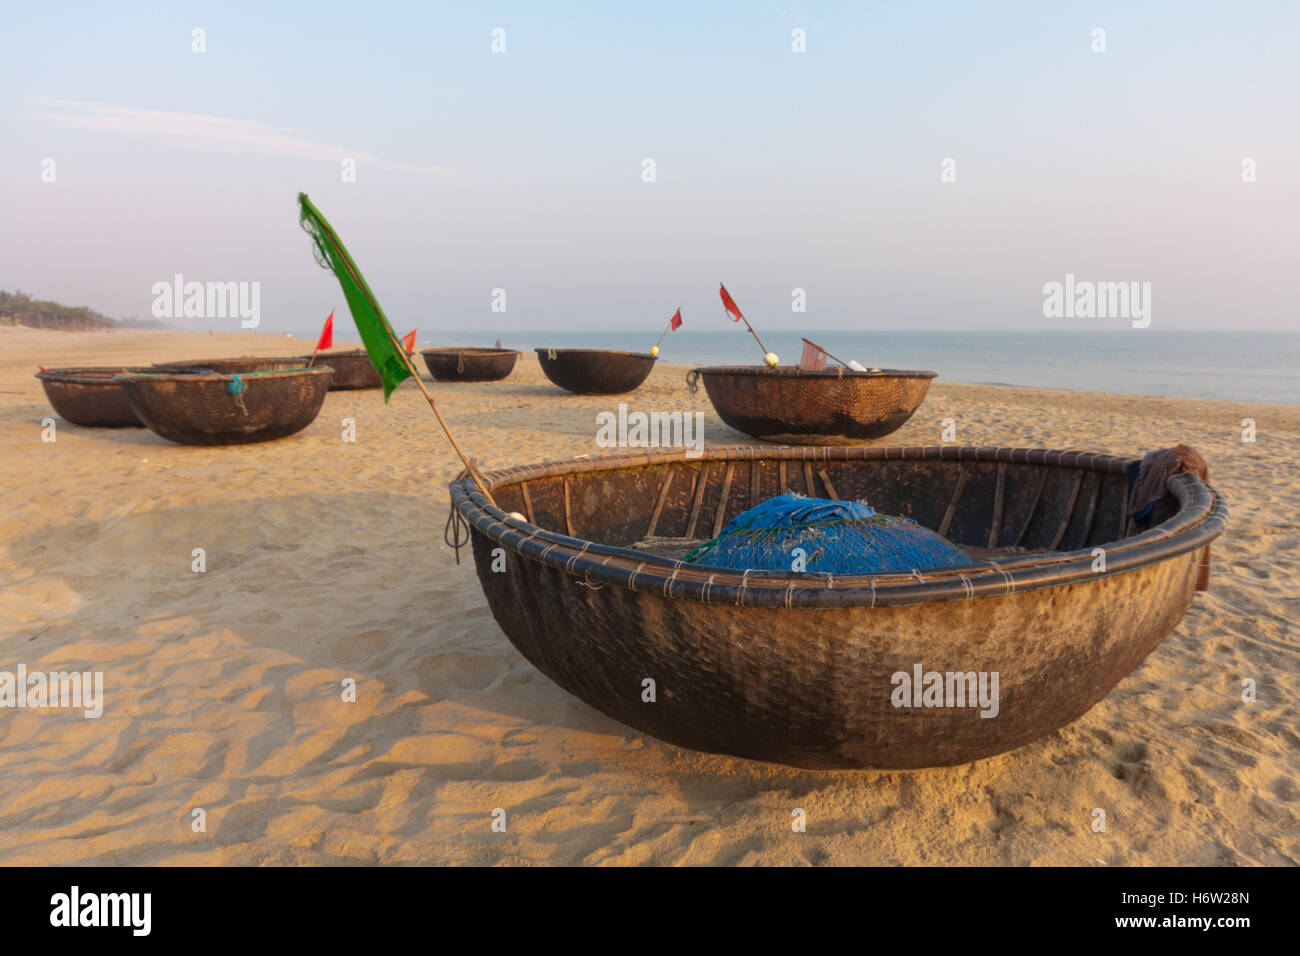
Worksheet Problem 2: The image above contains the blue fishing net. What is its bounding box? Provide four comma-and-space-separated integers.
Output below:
683, 493, 973, 575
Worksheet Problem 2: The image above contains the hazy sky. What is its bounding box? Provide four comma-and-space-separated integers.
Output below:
3, 1, 1297, 333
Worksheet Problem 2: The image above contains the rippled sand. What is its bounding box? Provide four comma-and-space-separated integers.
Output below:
0, 326, 1294, 865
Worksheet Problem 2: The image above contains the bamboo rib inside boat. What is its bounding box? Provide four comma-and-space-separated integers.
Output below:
988, 462, 1007, 548
1013, 469, 1050, 546
938, 465, 970, 538
712, 463, 736, 538
685, 463, 710, 540
1050, 472, 1085, 550
646, 471, 674, 538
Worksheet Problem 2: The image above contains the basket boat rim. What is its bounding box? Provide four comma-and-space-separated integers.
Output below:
153, 355, 306, 367
534, 348, 656, 360
116, 367, 335, 384
695, 365, 938, 380
423, 347, 521, 356
36, 366, 156, 384
450, 445, 1228, 608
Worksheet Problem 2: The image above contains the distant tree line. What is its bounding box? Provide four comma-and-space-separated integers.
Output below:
0, 290, 166, 330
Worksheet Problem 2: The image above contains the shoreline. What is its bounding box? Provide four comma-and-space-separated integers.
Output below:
4, 326, 1298, 413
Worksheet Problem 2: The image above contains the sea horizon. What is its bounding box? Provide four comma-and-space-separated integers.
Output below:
265, 327, 1300, 406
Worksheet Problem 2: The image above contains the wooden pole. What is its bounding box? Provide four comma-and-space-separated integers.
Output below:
651, 309, 680, 352
304, 197, 498, 508
722, 287, 771, 361
740, 316, 771, 360
379, 325, 499, 509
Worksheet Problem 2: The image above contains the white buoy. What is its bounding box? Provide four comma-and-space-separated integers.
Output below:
764, 352, 779, 367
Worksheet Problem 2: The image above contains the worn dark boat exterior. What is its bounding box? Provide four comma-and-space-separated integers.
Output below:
295, 349, 381, 390
692, 366, 937, 444
535, 348, 655, 395
119, 367, 333, 445
450, 445, 1228, 770
35, 367, 153, 427
422, 347, 520, 382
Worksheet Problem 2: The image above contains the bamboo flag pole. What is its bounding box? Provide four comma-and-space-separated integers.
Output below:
376, 323, 500, 509
300, 195, 497, 508
305, 311, 333, 369
720, 284, 777, 366
650, 308, 682, 356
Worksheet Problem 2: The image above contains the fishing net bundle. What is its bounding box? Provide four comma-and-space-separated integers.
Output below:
684, 493, 974, 575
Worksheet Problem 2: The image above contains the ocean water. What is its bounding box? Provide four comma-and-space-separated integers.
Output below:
307, 328, 1300, 405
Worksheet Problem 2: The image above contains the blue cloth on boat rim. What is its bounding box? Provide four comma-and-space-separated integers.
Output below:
683, 493, 974, 575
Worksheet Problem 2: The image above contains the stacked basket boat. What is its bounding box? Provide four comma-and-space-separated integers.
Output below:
118, 366, 333, 445
35, 367, 155, 427
294, 349, 382, 389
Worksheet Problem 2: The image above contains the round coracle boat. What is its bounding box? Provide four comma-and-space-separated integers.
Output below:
422, 347, 520, 383
35, 366, 155, 427
118, 367, 333, 445
535, 348, 655, 395
689, 366, 938, 444
449, 445, 1228, 770
293, 349, 381, 390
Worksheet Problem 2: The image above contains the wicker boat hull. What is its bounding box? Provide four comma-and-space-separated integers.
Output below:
294, 350, 381, 389
36, 367, 152, 427
535, 348, 655, 395
121, 368, 333, 445
422, 347, 520, 382
451, 446, 1228, 770
695, 366, 937, 444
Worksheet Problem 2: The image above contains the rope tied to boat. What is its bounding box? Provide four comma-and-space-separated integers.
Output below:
546, 348, 557, 360
685, 368, 701, 395
227, 373, 250, 416
443, 489, 471, 564
456, 352, 465, 374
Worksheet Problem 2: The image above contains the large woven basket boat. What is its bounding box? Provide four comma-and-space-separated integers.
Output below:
449, 445, 1228, 770
293, 349, 381, 390
535, 348, 655, 395
422, 347, 520, 382
35, 366, 154, 427
119, 367, 333, 445
691, 366, 937, 444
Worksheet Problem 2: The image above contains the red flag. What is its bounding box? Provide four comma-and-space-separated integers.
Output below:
719, 284, 743, 322
800, 338, 828, 371
670, 308, 682, 331
315, 311, 334, 351
402, 329, 417, 355
38, 365, 49, 373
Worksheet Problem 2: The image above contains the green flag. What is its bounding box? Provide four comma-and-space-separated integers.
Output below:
298, 193, 411, 401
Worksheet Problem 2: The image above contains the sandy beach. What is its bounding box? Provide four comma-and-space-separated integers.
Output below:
0, 326, 1295, 866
